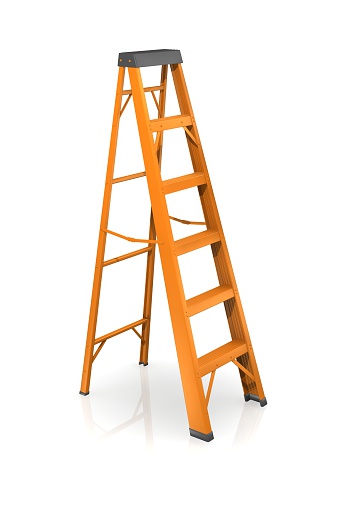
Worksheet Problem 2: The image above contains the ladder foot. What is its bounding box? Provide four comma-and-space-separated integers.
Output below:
139, 362, 148, 367
244, 393, 267, 407
189, 428, 214, 442
79, 391, 90, 396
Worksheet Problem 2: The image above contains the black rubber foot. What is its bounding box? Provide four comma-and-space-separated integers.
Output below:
189, 428, 214, 442
244, 393, 267, 407
79, 391, 90, 396
139, 362, 148, 366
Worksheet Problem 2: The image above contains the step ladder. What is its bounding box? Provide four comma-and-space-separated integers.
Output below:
79, 49, 267, 442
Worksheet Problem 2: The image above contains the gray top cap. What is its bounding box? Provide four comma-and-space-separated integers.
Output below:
118, 49, 183, 68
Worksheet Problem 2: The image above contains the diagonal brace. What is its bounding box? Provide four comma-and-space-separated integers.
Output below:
120, 94, 132, 116
232, 359, 255, 380
205, 370, 216, 406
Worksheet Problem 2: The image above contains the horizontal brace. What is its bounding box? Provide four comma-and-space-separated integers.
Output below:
103, 246, 152, 267
102, 228, 163, 245
122, 85, 164, 95
232, 359, 255, 381
112, 171, 146, 184
169, 215, 205, 226
94, 318, 148, 345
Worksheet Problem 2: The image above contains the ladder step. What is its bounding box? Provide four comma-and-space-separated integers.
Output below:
197, 339, 248, 377
150, 114, 192, 132
175, 229, 220, 256
162, 172, 206, 195
186, 284, 234, 317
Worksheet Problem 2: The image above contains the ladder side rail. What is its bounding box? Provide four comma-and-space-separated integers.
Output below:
129, 67, 213, 437
80, 67, 125, 395
140, 65, 169, 365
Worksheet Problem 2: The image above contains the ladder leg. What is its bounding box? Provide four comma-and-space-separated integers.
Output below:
170, 63, 266, 403
225, 299, 265, 402
139, 212, 156, 366
139, 65, 168, 366
129, 67, 213, 440
80, 67, 125, 395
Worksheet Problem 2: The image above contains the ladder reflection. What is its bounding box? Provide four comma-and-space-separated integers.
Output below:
80, 366, 153, 447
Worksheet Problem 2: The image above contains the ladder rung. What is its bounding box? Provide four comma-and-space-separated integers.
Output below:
112, 171, 146, 184
175, 229, 220, 256
186, 284, 234, 317
162, 172, 206, 195
197, 339, 248, 377
94, 318, 148, 345
103, 246, 152, 266
122, 85, 164, 95
150, 114, 192, 132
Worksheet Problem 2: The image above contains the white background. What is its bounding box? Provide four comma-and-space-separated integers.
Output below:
1, 1, 338, 507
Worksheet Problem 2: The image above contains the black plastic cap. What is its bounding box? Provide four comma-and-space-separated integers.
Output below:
189, 428, 214, 442
79, 391, 90, 396
139, 362, 148, 367
244, 393, 267, 406
118, 49, 182, 68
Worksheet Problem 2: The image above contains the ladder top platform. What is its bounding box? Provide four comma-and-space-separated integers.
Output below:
118, 49, 183, 68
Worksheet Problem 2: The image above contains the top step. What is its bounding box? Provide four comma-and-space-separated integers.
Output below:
118, 49, 183, 68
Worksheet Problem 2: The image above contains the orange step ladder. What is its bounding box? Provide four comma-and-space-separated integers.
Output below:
80, 49, 267, 442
